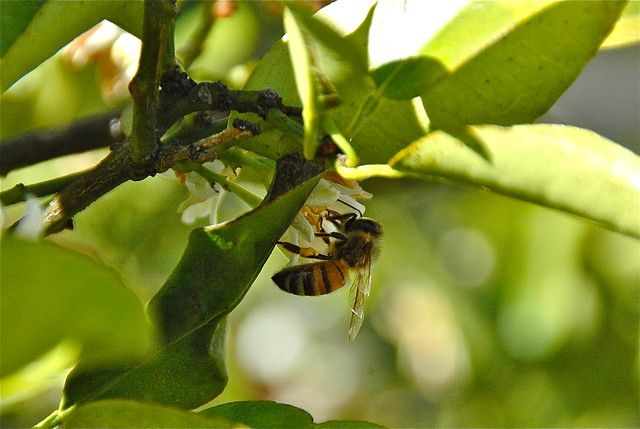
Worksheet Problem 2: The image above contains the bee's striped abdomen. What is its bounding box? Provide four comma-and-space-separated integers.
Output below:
272, 260, 349, 296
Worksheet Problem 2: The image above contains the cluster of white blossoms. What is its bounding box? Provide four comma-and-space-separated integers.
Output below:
61, 20, 142, 103
174, 164, 371, 263
283, 172, 372, 266
295, 172, 371, 239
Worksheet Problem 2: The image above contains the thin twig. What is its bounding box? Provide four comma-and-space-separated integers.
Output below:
0, 171, 87, 206
194, 164, 262, 208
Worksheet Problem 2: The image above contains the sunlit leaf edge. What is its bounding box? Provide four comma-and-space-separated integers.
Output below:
1, 1, 142, 92
60, 399, 236, 428
418, 0, 627, 127
339, 124, 640, 238
201, 400, 386, 429
601, 1, 640, 49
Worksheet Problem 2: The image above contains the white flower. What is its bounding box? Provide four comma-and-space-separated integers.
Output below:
280, 173, 372, 262
14, 194, 45, 240
61, 20, 141, 102
179, 193, 224, 225
172, 160, 235, 226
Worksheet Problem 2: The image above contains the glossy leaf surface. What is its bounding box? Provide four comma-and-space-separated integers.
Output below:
283, 6, 321, 159
1, 1, 143, 92
418, 1, 627, 127
0, 237, 152, 376
244, 41, 426, 164
60, 172, 321, 411
61, 399, 235, 428
388, 125, 640, 237
202, 400, 385, 428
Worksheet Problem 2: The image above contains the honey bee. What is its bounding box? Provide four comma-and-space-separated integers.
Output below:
272, 210, 382, 342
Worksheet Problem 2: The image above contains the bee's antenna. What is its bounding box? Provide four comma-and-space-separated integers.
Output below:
336, 199, 363, 217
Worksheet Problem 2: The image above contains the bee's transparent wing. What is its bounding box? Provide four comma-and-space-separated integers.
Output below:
348, 256, 372, 342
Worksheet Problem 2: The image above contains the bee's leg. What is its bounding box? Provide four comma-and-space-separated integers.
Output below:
326, 212, 357, 229
315, 217, 332, 244
315, 231, 347, 242
327, 212, 357, 221
276, 241, 332, 260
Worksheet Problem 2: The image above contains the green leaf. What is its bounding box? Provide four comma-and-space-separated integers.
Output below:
601, 1, 640, 49
244, 41, 300, 107
148, 171, 322, 343
281, 2, 377, 163
342, 96, 428, 164
340, 125, 640, 238
1, 0, 143, 92
243, 21, 426, 164
60, 399, 385, 429
389, 125, 640, 238
370, 56, 447, 100
60, 399, 235, 428
59, 166, 322, 411
286, 2, 369, 77
0, 0, 46, 57
201, 400, 385, 429
202, 400, 315, 428
318, 421, 385, 429
0, 237, 152, 376
283, 6, 321, 160
418, 1, 627, 127
60, 317, 227, 413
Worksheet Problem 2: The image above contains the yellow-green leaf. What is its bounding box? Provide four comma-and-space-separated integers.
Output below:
341, 125, 640, 238
391, 125, 640, 237
418, 1, 627, 127
283, 7, 320, 160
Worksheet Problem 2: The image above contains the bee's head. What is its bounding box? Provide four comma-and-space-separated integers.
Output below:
345, 217, 382, 237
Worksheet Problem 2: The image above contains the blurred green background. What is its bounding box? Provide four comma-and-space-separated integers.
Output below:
1, 2, 638, 427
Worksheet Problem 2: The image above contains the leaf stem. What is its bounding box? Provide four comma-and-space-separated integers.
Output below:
194, 164, 262, 208
0, 171, 87, 206
344, 92, 381, 139
265, 109, 304, 144
321, 116, 359, 166
34, 410, 60, 429
220, 147, 275, 174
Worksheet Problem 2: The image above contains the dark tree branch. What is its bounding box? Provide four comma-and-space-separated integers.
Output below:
40, 124, 258, 235
128, 0, 178, 163
0, 110, 123, 176
0, 75, 303, 212
156, 68, 302, 137
4, 1, 302, 235
0, 75, 303, 178
4, 0, 307, 238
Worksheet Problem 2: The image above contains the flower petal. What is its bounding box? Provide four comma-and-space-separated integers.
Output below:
305, 179, 342, 207
14, 195, 45, 240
